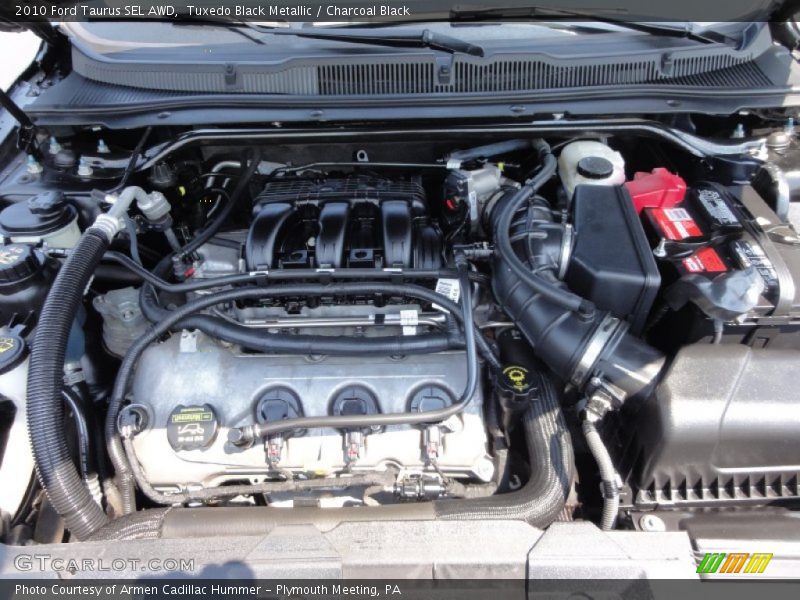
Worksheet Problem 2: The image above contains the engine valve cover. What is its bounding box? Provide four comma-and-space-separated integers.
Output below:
131, 333, 492, 489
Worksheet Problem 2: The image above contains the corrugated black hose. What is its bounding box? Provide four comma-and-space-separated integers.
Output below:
493, 139, 594, 316
435, 371, 574, 524
26, 228, 111, 540
26, 186, 169, 536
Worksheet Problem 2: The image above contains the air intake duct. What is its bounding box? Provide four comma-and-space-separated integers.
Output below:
491, 148, 664, 400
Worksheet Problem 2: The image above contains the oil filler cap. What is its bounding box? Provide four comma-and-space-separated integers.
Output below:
166, 404, 218, 451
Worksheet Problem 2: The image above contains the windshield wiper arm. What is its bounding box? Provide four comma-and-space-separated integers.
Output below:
449, 6, 728, 44
273, 28, 484, 56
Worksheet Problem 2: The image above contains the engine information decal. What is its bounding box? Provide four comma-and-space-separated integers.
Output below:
433, 278, 461, 312
435, 278, 461, 303
682, 247, 728, 274
651, 207, 703, 240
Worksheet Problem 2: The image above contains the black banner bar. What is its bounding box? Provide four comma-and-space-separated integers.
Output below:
3, 580, 800, 600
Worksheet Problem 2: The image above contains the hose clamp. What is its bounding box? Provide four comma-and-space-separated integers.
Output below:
600, 474, 622, 499
557, 223, 574, 280
571, 314, 623, 387
92, 213, 121, 242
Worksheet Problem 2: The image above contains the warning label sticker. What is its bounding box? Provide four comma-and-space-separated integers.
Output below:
651, 207, 704, 240
433, 278, 460, 312
682, 247, 728, 273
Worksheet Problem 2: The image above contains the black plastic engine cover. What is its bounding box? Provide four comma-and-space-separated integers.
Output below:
254, 176, 427, 215
246, 176, 441, 270
628, 344, 800, 508
565, 185, 660, 334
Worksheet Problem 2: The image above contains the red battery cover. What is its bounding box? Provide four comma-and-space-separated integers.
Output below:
625, 168, 687, 214
681, 247, 728, 274
648, 206, 704, 240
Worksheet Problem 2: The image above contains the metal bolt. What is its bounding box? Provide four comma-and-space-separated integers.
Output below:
77, 157, 93, 177
227, 429, 245, 445
97, 138, 110, 153
639, 514, 666, 532
48, 136, 61, 154
731, 123, 745, 139
785, 117, 795, 136
25, 155, 43, 174
474, 457, 496, 482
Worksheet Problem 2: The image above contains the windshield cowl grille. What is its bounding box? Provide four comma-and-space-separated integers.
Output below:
319, 54, 769, 96
72, 46, 771, 96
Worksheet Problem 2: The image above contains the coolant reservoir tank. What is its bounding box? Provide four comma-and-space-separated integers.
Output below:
558, 141, 626, 199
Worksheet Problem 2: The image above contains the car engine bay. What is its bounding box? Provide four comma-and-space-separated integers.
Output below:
1, 116, 800, 546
